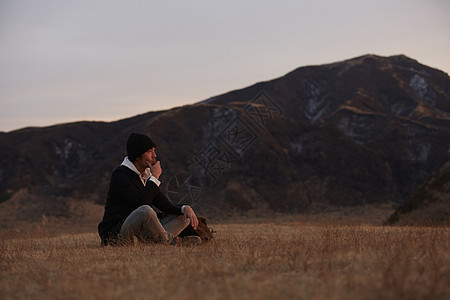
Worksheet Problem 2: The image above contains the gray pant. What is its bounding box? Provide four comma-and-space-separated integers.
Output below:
119, 205, 189, 244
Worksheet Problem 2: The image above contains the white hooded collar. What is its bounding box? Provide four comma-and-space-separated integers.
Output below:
121, 156, 152, 184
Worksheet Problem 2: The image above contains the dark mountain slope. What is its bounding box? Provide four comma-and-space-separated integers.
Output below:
385, 161, 450, 226
0, 54, 449, 224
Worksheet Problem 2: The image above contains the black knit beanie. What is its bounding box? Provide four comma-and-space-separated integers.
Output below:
127, 133, 157, 162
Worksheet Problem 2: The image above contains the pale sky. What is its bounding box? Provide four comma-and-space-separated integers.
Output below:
1, 0, 449, 132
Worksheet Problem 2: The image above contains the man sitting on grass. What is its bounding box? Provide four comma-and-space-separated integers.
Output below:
98, 133, 200, 246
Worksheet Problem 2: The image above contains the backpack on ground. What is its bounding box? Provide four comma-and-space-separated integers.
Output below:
179, 216, 214, 242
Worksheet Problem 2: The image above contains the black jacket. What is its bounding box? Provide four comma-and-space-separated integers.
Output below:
98, 165, 182, 245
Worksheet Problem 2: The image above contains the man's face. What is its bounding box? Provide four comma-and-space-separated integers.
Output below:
136, 147, 157, 169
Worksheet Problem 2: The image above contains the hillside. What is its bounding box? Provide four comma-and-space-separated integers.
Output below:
0, 54, 449, 228
385, 161, 450, 226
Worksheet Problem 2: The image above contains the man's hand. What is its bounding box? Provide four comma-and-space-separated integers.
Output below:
183, 205, 198, 230
149, 161, 162, 179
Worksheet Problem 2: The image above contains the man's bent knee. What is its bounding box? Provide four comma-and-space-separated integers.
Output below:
138, 205, 157, 219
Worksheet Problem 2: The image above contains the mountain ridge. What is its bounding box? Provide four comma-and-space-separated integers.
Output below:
0, 54, 449, 226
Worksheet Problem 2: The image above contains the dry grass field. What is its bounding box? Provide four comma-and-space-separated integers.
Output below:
1, 221, 449, 300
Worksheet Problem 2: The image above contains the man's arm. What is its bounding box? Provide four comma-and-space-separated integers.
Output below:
153, 192, 199, 229
152, 191, 184, 215
182, 205, 199, 230
148, 161, 199, 229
